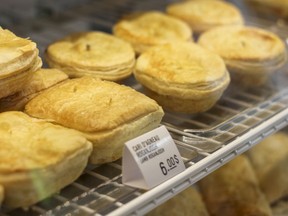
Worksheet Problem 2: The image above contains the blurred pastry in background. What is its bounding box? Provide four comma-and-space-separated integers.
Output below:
247, 132, 288, 204
134, 41, 230, 113
0, 68, 68, 112
25, 76, 164, 164
272, 199, 288, 216
0, 185, 3, 206
45, 31, 135, 81
166, 0, 244, 34
0, 111, 92, 208
146, 186, 209, 216
113, 11, 192, 54
198, 25, 286, 86
199, 155, 272, 216
244, 0, 288, 19
0, 28, 42, 99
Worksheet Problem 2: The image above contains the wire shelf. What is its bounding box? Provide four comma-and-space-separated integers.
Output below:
1, 0, 288, 215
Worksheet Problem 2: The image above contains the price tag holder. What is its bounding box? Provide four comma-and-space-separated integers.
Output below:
122, 125, 185, 190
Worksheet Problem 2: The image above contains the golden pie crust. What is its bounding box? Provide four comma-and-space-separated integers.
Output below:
25, 76, 164, 164
0, 68, 68, 112
166, 0, 244, 34
0, 111, 92, 208
134, 41, 230, 113
0, 185, 3, 206
45, 31, 135, 81
198, 25, 287, 86
113, 11, 192, 54
199, 155, 273, 216
0, 29, 42, 98
245, 0, 288, 18
147, 187, 209, 216
247, 132, 288, 203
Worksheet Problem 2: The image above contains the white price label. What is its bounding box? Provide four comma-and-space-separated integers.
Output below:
122, 125, 185, 190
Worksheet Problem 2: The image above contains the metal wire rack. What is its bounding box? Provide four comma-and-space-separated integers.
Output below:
1, 0, 288, 215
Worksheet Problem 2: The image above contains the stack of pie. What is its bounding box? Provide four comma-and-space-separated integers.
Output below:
0, 68, 68, 112
0, 28, 42, 99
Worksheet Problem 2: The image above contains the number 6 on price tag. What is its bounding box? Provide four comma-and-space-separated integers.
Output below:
122, 125, 185, 190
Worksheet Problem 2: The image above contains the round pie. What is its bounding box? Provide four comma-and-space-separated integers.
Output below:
134, 41, 230, 113
166, 0, 244, 34
113, 11, 192, 54
45, 31, 135, 81
198, 25, 286, 86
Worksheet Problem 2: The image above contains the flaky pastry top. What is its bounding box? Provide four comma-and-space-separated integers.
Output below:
0, 111, 91, 174
135, 42, 229, 97
0, 68, 68, 111
25, 76, 162, 132
198, 26, 286, 62
113, 11, 192, 52
0, 29, 38, 78
46, 31, 135, 69
18, 68, 68, 97
166, 0, 243, 32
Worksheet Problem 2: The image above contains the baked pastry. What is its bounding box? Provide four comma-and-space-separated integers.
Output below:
0, 185, 3, 206
134, 41, 230, 113
0, 68, 68, 112
199, 155, 272, 216
113, 11, 192, 54
166, 0, 244, 34
45, 31, 135, 81
245, 0, 288, 19
25, 76, 164, 164
198, 25, 287, 86
0, 28, 42, 99
272, 199, 288, 216
247, 132, 288, 203
146, 187, 209, 216
0, 111, 92, 208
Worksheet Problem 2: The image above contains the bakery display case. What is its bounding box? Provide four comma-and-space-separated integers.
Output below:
1, 0, 288, 215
